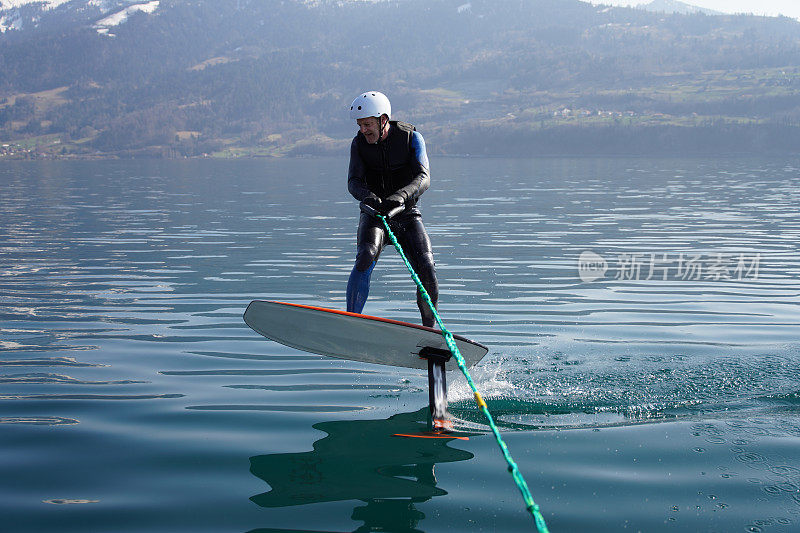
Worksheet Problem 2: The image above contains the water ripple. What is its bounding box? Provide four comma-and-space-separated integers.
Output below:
185, 404, 369, 412
2, 158, 800, 532
0, 416, 79, 425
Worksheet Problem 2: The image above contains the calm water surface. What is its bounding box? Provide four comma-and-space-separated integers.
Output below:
2, 157, 800, 532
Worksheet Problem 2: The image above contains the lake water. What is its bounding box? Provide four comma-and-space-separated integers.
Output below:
2, 157, 800, 532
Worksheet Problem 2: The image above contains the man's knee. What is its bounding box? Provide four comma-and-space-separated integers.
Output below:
354, 244, 380, 271
415, 252, 438, 298
415, 251, 437, 276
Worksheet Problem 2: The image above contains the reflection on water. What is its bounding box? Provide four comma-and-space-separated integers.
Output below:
249, 408, 475, 532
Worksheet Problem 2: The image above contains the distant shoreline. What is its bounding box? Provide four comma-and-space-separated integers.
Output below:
2, 122, 797, 160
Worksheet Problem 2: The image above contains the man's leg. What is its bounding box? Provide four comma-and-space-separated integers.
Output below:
346, 213, 384, 314
395, 214, 438, 327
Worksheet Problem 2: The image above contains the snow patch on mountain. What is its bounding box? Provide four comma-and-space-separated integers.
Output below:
0, 0, 71, 9
0, 13, 20, 31
94, 0, 158, 35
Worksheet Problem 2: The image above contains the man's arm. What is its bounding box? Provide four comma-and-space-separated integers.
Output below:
390, 131, 430, 203
347, 137, 375, 201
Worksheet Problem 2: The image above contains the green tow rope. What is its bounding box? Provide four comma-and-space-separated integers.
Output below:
378, 214, 550, 532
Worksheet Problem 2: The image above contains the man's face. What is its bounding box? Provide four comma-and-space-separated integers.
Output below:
357, 116, 383, 144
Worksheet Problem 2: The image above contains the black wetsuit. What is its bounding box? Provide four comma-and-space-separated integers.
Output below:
346, 121, 439, 326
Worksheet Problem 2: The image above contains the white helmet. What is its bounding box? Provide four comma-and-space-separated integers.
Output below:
349, 91, 391, 121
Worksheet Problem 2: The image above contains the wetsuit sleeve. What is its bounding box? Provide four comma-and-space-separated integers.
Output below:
391, 131, 430, 202
348, 137, 374, 201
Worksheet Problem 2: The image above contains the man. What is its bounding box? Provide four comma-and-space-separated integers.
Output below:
346, 91, 439, 327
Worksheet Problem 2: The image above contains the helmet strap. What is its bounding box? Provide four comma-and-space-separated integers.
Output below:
377, 115, 388, 144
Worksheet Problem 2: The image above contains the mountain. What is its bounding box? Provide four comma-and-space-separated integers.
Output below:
636, 0, 722, 16
0, 0, 159, 34
0, 0, 799, 158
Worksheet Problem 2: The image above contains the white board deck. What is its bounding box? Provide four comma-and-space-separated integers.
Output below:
243, 300, 489, 370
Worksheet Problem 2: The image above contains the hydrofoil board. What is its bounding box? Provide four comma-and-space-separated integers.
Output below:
243, 300, 488, 370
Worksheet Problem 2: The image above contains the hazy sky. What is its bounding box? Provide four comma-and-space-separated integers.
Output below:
589, 1, 800, 20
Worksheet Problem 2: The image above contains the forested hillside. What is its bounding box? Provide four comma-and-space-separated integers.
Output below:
1, 0, 799, 157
